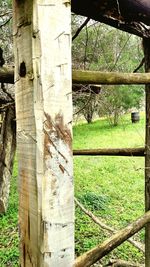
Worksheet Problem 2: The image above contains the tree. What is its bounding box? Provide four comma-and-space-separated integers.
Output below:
98, 85, 144, 126
72, 20, 144, 125
73, 85, 99, 123
0, 0, 15, 212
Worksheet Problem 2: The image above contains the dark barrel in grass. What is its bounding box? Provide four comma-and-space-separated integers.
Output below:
131, 111, 140, 123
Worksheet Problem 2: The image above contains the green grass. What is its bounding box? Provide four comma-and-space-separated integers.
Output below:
0, 112, 146, 265
74, 113, 145, 264
0, 161, 19, 267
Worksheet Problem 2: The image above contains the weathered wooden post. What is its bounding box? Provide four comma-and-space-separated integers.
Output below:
13, 0, 74, 266
143, 38, 150, 267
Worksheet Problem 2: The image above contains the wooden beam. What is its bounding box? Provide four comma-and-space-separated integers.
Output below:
2, 67, 150, 86
143, 38, 150, 267
0, 67, 14, 84
73, 70, 150, 85
73, 147, 145, 157
71, 0, 150, 39
13, 0, 74, 266
74, 210, 150, 267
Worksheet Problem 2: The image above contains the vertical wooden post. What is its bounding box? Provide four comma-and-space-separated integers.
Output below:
13, 0, 74, 266
144, 38, 150, 267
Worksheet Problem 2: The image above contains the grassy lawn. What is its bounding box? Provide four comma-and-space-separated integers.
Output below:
0, 113, 146, 265
74, 113, 145, 264
0, 161, 19, 267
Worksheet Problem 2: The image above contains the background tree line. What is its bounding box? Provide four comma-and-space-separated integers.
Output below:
72, 15, 144, 125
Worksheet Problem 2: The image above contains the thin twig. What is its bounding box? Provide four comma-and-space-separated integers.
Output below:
75, 197, 144, 253
72, 17, 90, 41
133, 57, 145, 73
106, 258, 144, 267
0, 17, 12, 28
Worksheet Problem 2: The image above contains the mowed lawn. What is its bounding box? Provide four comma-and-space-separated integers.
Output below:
0, 113, 146, 266
74, 113, 145, 264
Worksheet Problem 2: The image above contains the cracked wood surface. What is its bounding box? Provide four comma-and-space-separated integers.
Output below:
13, 0, 73, 266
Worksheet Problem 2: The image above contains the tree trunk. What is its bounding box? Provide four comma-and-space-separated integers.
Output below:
13, 1, 73, 266
0, 106, 16, 212
143, 38, 150, 267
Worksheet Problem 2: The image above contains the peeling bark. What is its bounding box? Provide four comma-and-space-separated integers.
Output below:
0, 106, 16, 212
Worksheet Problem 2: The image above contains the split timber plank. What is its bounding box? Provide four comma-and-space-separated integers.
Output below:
13, 0, 74, 266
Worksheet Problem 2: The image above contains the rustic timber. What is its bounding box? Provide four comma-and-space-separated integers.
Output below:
73, 147, 145, 157
74, 210, 150, 267
2, 67, 150, 86
73, 70, 150, 85
13, 0, 73, 266
144, 38, 150, 267
0, 67, 14, 84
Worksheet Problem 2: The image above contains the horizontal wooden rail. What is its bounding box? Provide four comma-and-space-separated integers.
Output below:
73, 147, 145, 157
0, 67, 14, 84
73, 70, 150, 85
1, 67, 150, 86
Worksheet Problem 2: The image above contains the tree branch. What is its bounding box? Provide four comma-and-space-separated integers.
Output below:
106, 259, 144, 267
72, 17, 90, 41
75, 198, 144, 253
133, 57, 145, 73
74, 210, 150, 267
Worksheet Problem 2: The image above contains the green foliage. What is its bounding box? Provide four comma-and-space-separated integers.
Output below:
0, 114, 146, 265
0, 160, 19, 267
0, 0, 13, 64
99, 85, 144, 126
72, 18, 144, 125
78, 191, 109, 211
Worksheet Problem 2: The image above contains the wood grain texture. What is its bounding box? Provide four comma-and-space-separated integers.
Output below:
13, 0, 73, 266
